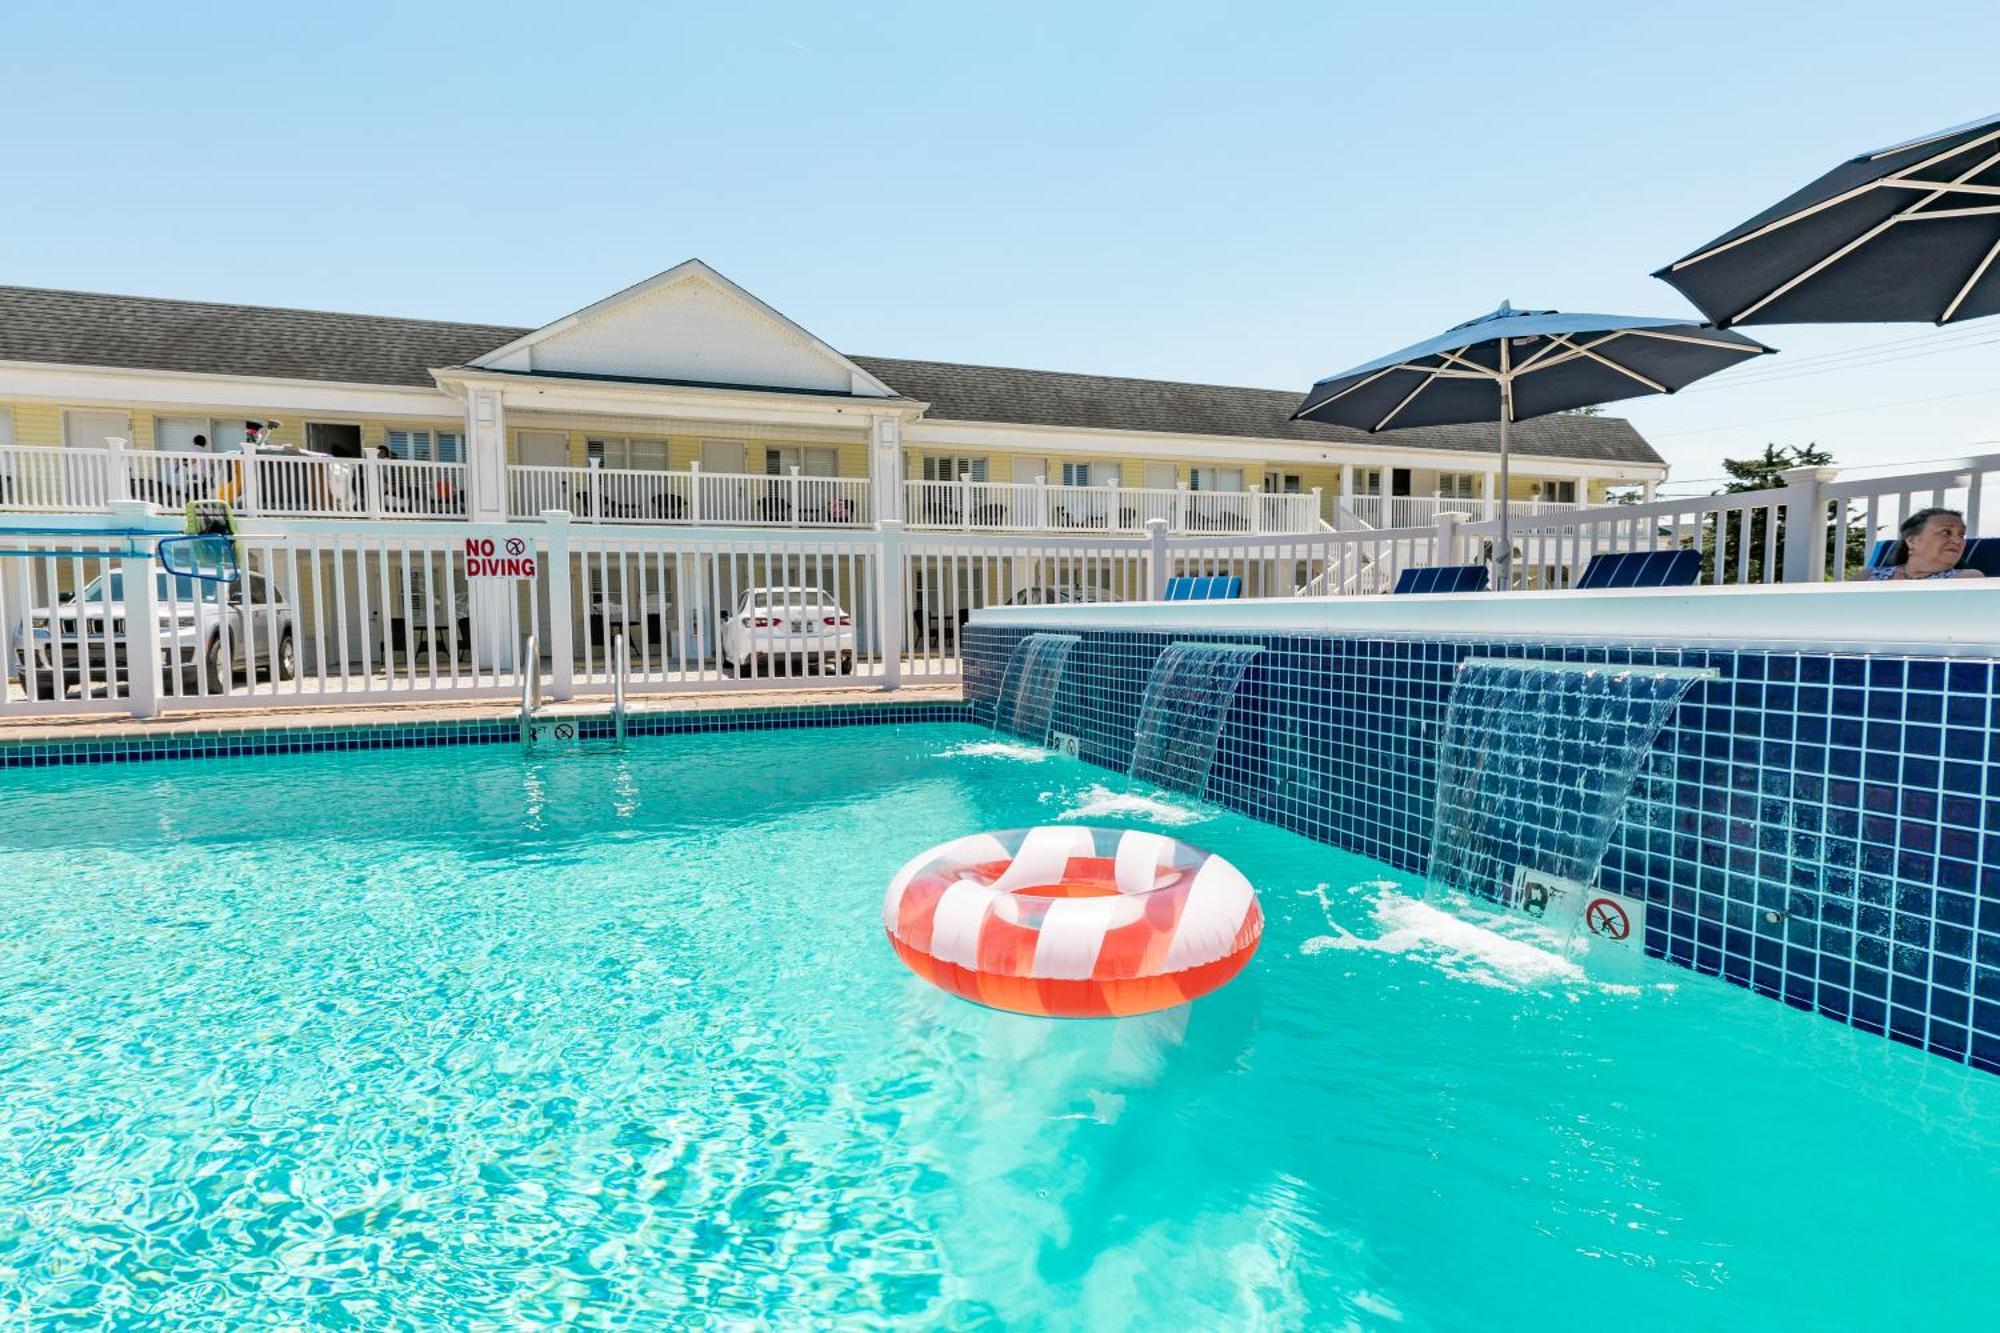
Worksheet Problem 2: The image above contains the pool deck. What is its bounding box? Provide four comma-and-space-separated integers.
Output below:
0, 683, 965, 745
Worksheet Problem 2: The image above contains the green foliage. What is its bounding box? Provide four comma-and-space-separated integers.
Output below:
1696, 443, 1867, 583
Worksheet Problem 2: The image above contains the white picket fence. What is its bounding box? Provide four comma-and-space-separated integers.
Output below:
2, 452, 1994, 718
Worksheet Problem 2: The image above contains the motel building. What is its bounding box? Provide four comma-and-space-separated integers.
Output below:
0, 259, 1665, 537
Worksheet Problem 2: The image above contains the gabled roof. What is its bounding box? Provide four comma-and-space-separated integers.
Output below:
0, 283, 1664, 465
467, 259, 899, 397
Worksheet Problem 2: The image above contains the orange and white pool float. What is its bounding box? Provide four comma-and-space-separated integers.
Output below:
883, 826, 1262, 1017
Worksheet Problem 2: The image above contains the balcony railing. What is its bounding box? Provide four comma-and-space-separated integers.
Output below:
1341, 494, 1588, 529
903, 479, 1323, 533
0, 444, 467, 519
507, 463, 872, 526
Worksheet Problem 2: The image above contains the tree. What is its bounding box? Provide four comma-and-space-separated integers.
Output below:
1699, 443, 1866, 583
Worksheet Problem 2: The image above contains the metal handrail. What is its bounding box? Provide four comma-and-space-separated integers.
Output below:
613, 632, 629, 745
520, 632, 540, 746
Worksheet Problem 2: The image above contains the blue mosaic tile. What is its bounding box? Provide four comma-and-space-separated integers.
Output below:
965, 622, 2000, 1076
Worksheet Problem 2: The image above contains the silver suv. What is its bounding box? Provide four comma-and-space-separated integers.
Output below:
11, 569, 295, 700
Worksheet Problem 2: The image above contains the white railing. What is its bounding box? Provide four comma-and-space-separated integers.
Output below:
1345, 495, 1587, 530
508, 463, 871, 527
0, 444, 467, 520
903, 479, 1322, 534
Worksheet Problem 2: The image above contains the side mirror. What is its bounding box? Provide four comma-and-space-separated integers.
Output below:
57, 590, 75, 604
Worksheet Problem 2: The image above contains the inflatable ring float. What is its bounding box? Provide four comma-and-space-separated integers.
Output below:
883, 826, 1262, 1017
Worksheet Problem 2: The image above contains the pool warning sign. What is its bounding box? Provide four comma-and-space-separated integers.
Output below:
465, 535, 536, 580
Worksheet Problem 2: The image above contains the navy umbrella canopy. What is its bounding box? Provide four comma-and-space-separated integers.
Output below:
1656, 113, 2000, 326
1293, 303, 1771, 585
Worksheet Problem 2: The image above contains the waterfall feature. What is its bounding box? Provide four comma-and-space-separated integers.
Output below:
1426, 658, 1711, 933
1129, 642, 1263, 798
992, 633, 1082, 745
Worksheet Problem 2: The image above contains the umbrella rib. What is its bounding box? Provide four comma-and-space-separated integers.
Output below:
1943, 234, 2000, 322
1540, 334, 1669, 393
1730, 143, 2000, 323
1879, 179, 2000, 198
1372, 369, 1446, 431
1509, 331, 1620, 375
1895, 203, 2000, 220
1618, 328, 1768, 353
1296, 363, 1405, 415
1669, 126, 2000, 272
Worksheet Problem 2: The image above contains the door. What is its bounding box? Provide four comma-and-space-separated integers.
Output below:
64, 409, 131, 449
700, 439, 747, 473
306, 423, 363, 458
517, 429, 568, 466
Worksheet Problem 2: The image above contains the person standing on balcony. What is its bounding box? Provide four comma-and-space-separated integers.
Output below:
1860, 508, 1986, 581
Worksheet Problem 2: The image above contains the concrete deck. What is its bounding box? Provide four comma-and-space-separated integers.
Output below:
0, 683, 964, 743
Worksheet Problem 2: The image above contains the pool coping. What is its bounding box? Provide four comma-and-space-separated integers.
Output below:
0, 684, 971, 767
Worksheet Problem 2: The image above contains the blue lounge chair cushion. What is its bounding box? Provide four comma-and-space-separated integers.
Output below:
1867, 536, 2000, 575
1392, 564, 1490, 594
1162, 575, 1243, 601
1574, 549, 1702, 590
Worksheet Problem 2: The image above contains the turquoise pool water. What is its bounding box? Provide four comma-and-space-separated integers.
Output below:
0, 722, 1994, 1328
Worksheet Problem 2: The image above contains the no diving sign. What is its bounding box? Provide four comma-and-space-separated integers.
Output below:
466, 536, 537, 580
1581, 891, 1645, 956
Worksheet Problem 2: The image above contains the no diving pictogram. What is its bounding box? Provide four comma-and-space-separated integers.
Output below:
504, 536, 527, 557
1584, 897, 1631, 941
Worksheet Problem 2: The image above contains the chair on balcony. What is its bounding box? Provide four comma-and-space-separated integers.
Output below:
1391, 564, 1490, 594
1865, 537, 2000, 576
1162, 575, 1242, 600
1574, 549, 1701, 590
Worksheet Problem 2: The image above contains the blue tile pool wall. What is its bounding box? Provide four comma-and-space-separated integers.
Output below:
964, 624, 2000, 1073
0, 699, 977, 768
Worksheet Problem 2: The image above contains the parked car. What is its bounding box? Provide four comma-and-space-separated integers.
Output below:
719, 586, 854, 676
10, 568, 295, 700
1006, 585, 1118, 606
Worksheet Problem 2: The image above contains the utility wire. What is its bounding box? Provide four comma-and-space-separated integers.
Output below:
1650, 385, 2000, 438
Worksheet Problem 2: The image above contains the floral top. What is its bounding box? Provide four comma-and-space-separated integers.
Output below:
1866, 565, 1968, 580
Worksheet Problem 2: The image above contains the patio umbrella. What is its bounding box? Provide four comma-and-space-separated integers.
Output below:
1655, 113, 2000, 326
1292, 303, 1772, 585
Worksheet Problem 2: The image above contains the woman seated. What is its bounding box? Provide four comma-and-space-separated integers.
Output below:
1859, 507, 1987, 581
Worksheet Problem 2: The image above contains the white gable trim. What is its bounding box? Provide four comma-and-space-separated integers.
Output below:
467, 259, 897, 398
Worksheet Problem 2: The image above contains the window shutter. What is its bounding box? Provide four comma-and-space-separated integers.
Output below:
765, 449, 784, 476
436, 432, 462, 464
969, 458, 987, 483
386, 430, 409, 459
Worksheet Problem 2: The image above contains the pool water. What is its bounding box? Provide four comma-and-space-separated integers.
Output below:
0, 722, 1994, 1328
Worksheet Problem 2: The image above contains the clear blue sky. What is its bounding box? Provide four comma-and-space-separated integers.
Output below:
6, 1, 1998, 489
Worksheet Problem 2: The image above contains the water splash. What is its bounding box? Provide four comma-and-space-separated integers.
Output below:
1426, 660, 1709, 933
938, 740, 1051, 762
1047, 784, 1207, 827
992, 633, 1081, 746
1128, 642, 1262, 798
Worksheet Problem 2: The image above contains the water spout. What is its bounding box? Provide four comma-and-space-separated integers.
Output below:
1129, 642, 1263, 799
992, 633, 1081, 746
1426, 658, 1712, 950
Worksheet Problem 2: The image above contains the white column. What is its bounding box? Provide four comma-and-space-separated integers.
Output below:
1641, 479, 1658, 503
111, 499, 159, 717
464, 387, 513, 668
1483, 470, 1499, 520
870, 414, 904, 523
1573, 473, 1591, 507
1338, 463, 1355, 511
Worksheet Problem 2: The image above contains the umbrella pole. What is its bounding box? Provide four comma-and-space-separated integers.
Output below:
1497, 352, 1513, 591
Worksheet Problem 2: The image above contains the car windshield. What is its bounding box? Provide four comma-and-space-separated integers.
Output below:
74, 572, 222, 605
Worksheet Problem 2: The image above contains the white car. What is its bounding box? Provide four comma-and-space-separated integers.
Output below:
720, 587, 855, 676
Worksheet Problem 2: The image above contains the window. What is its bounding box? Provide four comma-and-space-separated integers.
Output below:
922, 455, 987, 482
0, 407, 12, 447
587, 437, 669, 471
1057, 460, 1119, 487
1264, 471, 1303, 494
1540, 480, 1578, 503
1188, 467, 1244, 492
1353, 468, 1383, 496
386, 429, 465, 463
1437, 472, 1479, 499
765, 446, 838, 477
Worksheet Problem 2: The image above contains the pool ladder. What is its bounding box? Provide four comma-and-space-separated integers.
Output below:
519, 632, 628, 749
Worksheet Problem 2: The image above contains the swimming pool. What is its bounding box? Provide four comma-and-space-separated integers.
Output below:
1, 722, 1994, 1327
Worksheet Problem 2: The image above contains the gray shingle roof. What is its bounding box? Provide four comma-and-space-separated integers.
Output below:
850, 356, 1663, 465
0, 285, 1662, 465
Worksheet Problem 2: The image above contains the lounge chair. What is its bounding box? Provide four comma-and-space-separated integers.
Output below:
1162, 575, 1243, 601
1391, 564, 1490, 594
1574, 549, 1702, 590
1865, 537, 2000, 576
